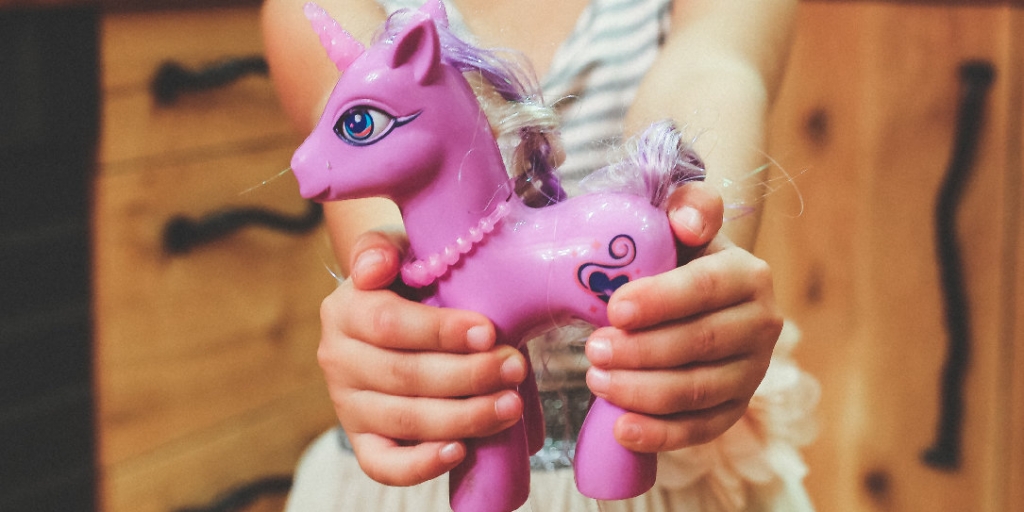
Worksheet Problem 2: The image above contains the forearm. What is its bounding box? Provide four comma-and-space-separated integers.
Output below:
324, 199, 402, 275
628, 58, 771, 248
625, 0, 797, 250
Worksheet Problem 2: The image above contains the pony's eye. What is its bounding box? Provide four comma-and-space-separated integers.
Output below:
334, 107, 395, 145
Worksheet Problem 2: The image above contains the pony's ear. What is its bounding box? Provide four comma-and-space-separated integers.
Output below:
387, 17, 442, 85
304, 2, 365, 71
418, 0, 449, 29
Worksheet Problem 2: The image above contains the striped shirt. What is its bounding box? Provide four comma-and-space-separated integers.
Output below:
378, 0, 672, 194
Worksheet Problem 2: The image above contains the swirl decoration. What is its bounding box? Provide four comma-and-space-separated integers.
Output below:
576, 234, 637, 303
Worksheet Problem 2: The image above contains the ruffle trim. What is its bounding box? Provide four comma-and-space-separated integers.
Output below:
655, 321, 820, 511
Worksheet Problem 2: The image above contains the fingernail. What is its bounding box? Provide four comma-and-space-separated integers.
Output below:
620, 422, 642, 443
609, 300, 637, 326
672, 206, 705, 237
500, 355, 526, 384
352, 249, 386, 277
494, 391, 522, 421
466, 325, 493, 351
586, 368, 611, 395
439, 442, 464, 464
587, 337, 612, 366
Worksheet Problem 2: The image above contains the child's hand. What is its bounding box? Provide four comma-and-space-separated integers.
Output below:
318, 229, 528, 486
585, 182, 782, 452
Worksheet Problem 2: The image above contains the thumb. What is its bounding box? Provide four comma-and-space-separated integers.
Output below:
665, 181, 724, 262
348, 229, 408, 290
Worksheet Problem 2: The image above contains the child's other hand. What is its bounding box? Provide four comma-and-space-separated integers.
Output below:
585, 181, 782, 452
318, 229, 528, 486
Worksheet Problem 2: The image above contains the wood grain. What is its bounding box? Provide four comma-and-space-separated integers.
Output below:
99, 7, 296, 167
0, 0, 261, 12
759, 3, 1022, 510
101, 381, 332, 512
100, 7, 264, 91
1009, 11, 1024, 510
94, 143, 336, 466
94, 7, 338, 512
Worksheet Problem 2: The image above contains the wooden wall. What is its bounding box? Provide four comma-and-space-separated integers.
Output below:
758, 2, 1022, 510
93, 7, 337, 512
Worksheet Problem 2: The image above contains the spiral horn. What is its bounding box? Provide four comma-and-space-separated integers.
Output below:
303, 2, 365, 71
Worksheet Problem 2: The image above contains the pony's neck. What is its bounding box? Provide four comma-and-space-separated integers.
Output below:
399, 117, 514, 260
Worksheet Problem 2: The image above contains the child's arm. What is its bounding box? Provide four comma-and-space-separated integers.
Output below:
587, 0, 797, 453
630, 0, 797, 248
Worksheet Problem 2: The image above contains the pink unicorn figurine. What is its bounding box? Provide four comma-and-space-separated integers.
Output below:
291, 2, 705, 511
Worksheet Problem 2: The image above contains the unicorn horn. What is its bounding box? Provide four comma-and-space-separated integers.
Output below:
418, 0, 449, 29
303, 2, 365, 71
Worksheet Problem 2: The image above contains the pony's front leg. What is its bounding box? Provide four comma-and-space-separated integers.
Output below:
449, 416, 530, 512
519, 345, 546, 455
574, 397, 657, 500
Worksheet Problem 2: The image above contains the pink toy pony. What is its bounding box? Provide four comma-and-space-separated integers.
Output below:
291, 2, 704, 511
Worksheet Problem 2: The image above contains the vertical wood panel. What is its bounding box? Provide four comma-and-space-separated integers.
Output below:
94, 7, 338, 511
103, 382, 331, 512
92, 140, 340, 512
93, 145, 335, 466
758, 5, 869, 506
760, 3, 1020, 510
99, 8, 294, 166
1007, 9, 1024, 510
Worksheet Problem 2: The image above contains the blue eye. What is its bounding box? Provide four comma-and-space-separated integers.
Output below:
335, 107, 395, 145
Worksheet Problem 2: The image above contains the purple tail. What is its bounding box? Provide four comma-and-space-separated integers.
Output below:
582, 121, 705, 209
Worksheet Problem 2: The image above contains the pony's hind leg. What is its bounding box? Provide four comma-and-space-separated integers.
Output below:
573, 397, 657, 500
449, 418, 531, 512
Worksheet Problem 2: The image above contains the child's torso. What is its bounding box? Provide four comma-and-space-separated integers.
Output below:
447, 0, 590, 79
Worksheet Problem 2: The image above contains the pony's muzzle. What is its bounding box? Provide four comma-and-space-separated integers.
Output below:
290, 142, 332, 201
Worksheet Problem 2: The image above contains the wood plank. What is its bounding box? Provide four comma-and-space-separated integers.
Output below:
760, 3, 1018, 510
101, 0, 263, 12
99, 81, 296, 170
100, 7, 265, 90
94, 8, 338, 511
0, 0, 261, 11
760, 4, 884, 506
1008, 9, 1024, 510
929, 9, 1015, 512
99, 6, 296, 167
93, 141, 337, 467
100, 380, 336, 512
